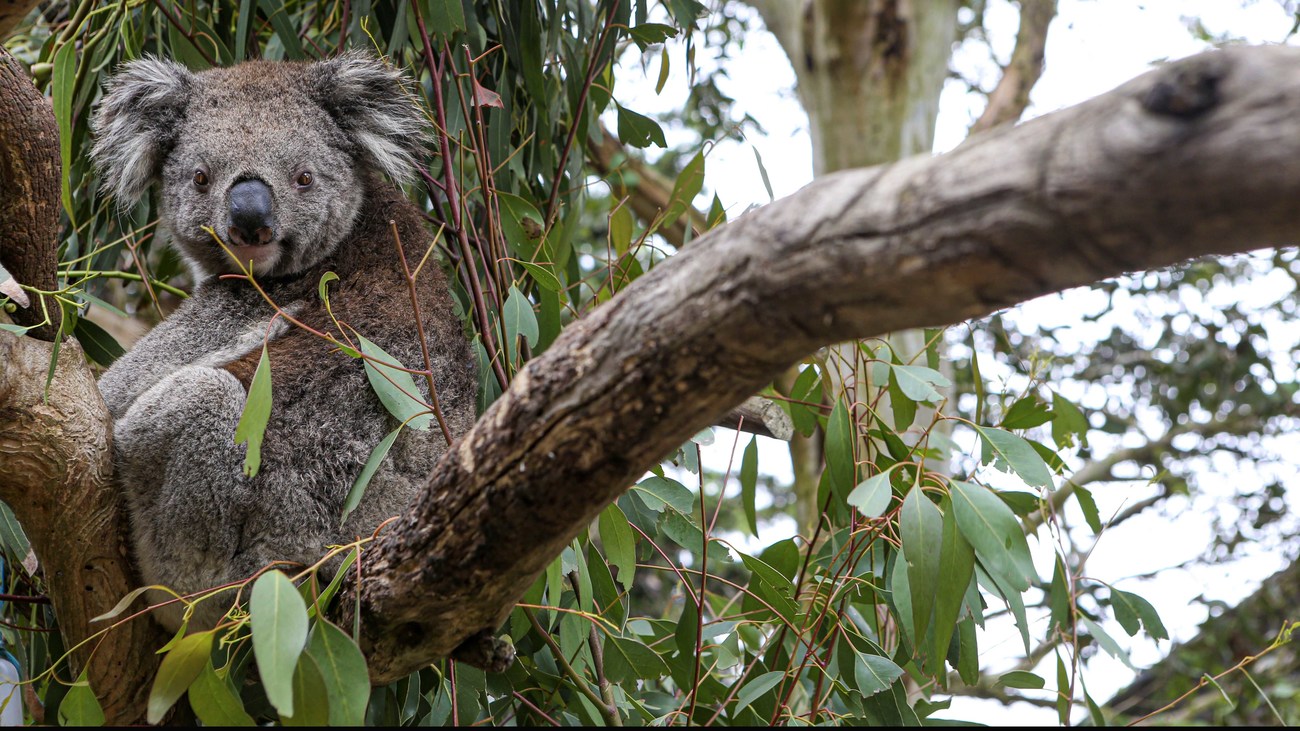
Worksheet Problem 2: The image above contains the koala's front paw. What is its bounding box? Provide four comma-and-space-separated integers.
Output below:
116, 365, 253, 605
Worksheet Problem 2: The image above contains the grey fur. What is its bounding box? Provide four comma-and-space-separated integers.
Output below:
93, 54, 476, 631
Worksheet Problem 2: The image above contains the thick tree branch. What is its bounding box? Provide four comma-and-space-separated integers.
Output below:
342, 46, 1300, 681
0, 45, 59, 339
0, 0, 43, 39
0, 45, 163, 724
970, 0, 1057, 135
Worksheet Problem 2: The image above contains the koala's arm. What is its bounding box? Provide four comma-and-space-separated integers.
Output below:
98, 288, 293, 419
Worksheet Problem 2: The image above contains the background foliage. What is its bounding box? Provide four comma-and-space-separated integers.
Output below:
1, 0, 1294, 726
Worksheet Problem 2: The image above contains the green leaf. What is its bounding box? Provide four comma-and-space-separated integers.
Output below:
318, 271, 339, 304
932, 497, 974, 670
306, 620, 370, 726
73, 316, 126, 367
357, 335, 431, 431
663, 151, 705, 227
281, 653, 329, 726
504, 285, 539, 362
1111, 588, 1168, 640
52, 41, 76, 223
751, 147, 775, 203
1003, 396, 1054, 429
739, 553, 794, 595
1080, 616, 1135, 670
258, 0, 305, 58
656, 46, 671, 94
887, 362, 918, 431
848, 468, 896, 519
854, 652, 904, 697
615, 103, 667, 149
602, 634, 670, 683
900, 486, 943, 647
598, 503, 637, 592
950, 481, 1035, 592
1049, 556, 1071, 633
632, 476, 694, 514
956, 617, 979, 686
1074, 485, 1103, 534
147, 631, 215, 724
739, 437, 759, 536
890, 364, 950, 402
1051, 391, 1089, 449
660, 510, 729, 563
234, 344, 273, 477
90, 585, 153, 624
515, 260, 563, 293
734, 671, 785, 715
0, 501, 30, 559
189, 661, 255, 727
823, 398, 856, 501
627, 22, 678, 48
497, 193, 547, 260
1056, 655, 1070, 725
251, 570, 310, 717
423, 0, 467, 34
998, 670, 1046, 689
60, 673, 105, 727
342, 426, 402, 526
973, 425, 1053, 489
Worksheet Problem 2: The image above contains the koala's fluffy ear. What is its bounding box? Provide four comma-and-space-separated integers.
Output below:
310, 52, 429, 184
90, 56, 195, 204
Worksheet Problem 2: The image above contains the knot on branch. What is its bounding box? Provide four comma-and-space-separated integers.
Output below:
1142, 55, 1227, 118
451, 629, 516, 673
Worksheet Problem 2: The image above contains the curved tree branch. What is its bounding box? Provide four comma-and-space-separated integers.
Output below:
970, 0, 1057, 135
342, 46, 1300, 681
0, 45, 164, 724
0, 44, 59, 339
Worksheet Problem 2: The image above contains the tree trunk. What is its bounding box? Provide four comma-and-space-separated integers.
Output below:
0, 46, 166, 724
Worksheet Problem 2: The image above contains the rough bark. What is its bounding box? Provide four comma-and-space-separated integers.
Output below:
0, 45, 165, 725
0, 328, 166, 723
0, 0, 42, 40
0, 44, 59, 340
341, 45, 1300, 682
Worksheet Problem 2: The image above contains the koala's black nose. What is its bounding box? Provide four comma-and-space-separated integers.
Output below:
227, 179, 275, 247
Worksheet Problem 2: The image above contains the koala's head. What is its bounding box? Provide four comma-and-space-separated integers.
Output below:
91, 52, 427, 280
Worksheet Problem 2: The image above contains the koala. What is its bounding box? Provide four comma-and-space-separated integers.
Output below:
90, 52, 477, 631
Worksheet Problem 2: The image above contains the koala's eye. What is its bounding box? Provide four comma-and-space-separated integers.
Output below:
193, 170, 209, 188
296, 172, 313, 188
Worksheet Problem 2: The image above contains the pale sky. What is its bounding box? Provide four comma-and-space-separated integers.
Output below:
613, 0, 1300, 724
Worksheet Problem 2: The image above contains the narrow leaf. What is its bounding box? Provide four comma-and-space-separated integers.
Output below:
900, 486, 943, 647
998, 670, 1046, 689
734, 671, 785, 715
739, 437, 759, 536
342, 426, 402, 526
234, 345, 272, 477
357, 335, 431, 431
